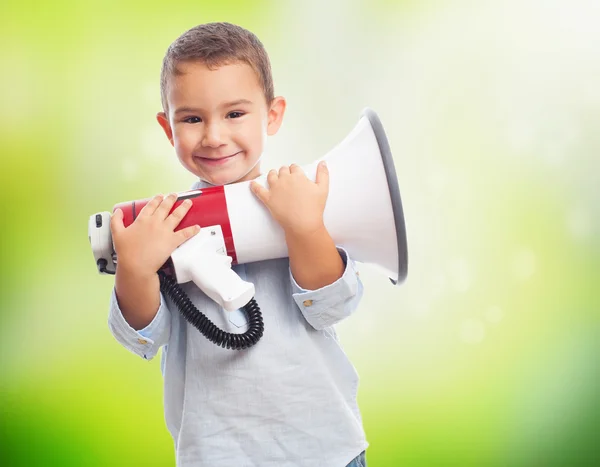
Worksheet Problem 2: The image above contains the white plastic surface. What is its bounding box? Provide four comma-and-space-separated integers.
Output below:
88, 211, 116, 274
170, 225, 255, 311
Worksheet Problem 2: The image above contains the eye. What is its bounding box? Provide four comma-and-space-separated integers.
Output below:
227, 111, 245, 119
183, 116, 201, 124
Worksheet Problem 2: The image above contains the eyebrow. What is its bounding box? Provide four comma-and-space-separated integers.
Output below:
174, 99, 254, 115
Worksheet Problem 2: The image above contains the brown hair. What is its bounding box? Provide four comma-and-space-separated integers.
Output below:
160, 22, 274, 112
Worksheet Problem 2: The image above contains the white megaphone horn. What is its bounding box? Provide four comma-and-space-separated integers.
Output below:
224, 107, 408, 280
89, 108, 408, 345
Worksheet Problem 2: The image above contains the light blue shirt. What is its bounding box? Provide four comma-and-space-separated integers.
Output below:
108, 183, 368, 467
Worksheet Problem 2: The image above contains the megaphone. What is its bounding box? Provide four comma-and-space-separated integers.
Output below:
89, 108, 408, 348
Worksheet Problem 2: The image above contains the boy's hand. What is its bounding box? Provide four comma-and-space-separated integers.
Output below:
250, 162, 329, 237
110, 193, 200, 278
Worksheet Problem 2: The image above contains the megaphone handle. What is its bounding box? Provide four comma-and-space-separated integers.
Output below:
188, 253, 256, 312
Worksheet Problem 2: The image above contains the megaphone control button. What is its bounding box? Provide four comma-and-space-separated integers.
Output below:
137, 338, 148, 345
303, 300, 313, 307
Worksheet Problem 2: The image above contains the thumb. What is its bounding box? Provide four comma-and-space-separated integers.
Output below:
109, 209, 124, 235
250, 181, 270, 205
315, 161, 329, 191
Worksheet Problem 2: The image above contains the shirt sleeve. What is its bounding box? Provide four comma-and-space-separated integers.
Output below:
107, 287, 172, 360
290, 247, 364, 331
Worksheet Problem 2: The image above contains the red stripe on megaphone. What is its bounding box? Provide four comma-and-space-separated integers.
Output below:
113, 186, 238, 264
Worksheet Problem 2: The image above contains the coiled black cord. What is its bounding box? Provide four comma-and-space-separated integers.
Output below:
98, 258, 264, 349
158, 271, 264, 350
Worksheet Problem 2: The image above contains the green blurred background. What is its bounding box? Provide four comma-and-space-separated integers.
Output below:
1, 0, 598, 465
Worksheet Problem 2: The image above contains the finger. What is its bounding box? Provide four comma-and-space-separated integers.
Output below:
155, 192, 178, 220
250, 181, 270, 205
166, 198, 193, 229
138, 194, 164, 217
174, 225, 201, 247
278, 165, 291, 177
267, 169, 278, 188
289, 163, 304, 175
316, 161, 329, 191
109, 209, 124, 235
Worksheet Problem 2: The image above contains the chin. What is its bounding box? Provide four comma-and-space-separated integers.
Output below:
203, 171, 243, 186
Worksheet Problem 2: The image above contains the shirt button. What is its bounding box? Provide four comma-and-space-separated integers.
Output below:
137, 338, 148, 345
303, 300, 313, 307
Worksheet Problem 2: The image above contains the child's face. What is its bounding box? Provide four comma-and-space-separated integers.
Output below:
157, 61, 285, 186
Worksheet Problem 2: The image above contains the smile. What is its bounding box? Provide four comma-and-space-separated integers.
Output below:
195, 151, 242, 166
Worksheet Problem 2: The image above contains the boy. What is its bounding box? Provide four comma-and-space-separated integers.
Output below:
109, 22, 368, 467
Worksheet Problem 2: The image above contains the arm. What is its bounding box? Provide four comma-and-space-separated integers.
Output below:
108, 281, 172, 360
115, 264, 161, 330
250, 161, 339, 288
108, 193, 200, 359
290, 246, 364, 330
251, 162, 364, 329
286, 224, 344, 291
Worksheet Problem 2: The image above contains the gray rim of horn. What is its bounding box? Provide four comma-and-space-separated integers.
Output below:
361, 108, 408, 284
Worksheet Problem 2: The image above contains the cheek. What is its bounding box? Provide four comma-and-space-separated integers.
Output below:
239, 121, 265, 151
174, 126, 195, 149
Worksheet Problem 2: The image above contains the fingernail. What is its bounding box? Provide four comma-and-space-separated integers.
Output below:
320, 161, 327, 167
183, 199, 192, 206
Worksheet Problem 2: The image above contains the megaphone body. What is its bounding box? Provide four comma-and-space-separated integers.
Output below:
89, 109, 408, 318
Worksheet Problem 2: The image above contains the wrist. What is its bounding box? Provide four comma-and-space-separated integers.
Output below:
284, 223, 330, 249
283, 221, 326, 242
115, 260, 157, 283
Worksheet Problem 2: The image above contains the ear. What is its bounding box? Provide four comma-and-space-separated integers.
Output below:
266, 96, 286, 136
156, 112, 174, 146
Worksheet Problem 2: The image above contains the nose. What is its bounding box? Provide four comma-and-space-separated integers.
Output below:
201, 122, 225, 148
